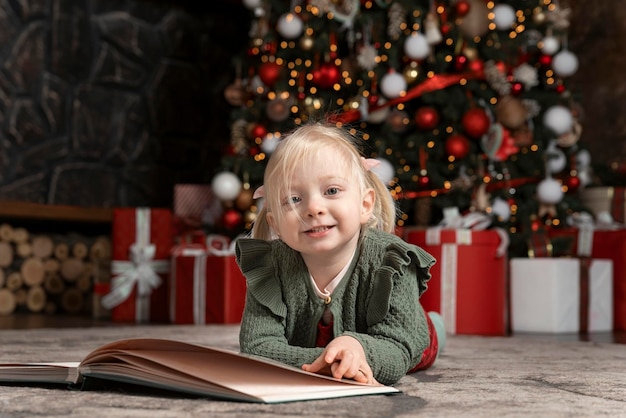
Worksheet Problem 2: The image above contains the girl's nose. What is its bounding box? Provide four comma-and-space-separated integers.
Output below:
305, 195, 326, 217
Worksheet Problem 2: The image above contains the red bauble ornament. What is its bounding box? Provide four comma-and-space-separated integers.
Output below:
555, 84, 567, 94
441, 23, 452, 36
467, 59, 485, 77
539, 54, 552, 67
565, 175, 581, 193
445, 134, 471, 159
531, 218, 542, 231
507, 198, 517, 208
222, 208, 243, 230
249, 145, 260, 156
494, 61, 508, 74
414, 106, 440, 130
510, 82, 524, 96
418, 175, 430, 188
258, 61, 282, 86
461, 108, 490, 138
312, 62, 341, 89
250, 124, 267, 140
454, 55, 468, 72
454, 0, 471, 17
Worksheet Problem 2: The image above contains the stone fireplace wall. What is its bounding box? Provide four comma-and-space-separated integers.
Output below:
0, 0, 247, 208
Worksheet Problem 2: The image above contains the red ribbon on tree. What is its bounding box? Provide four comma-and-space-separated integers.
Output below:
395, 176, 541, 200
328, 72, 479, 124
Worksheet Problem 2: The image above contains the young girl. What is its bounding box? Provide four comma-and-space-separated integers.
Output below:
235, 122, 444, 386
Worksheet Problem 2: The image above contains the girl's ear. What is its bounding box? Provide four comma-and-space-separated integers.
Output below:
360, 188, 375, 224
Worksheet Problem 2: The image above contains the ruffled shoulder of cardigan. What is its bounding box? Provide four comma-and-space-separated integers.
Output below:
235, 238, 288, 318
360, 229, 436, 325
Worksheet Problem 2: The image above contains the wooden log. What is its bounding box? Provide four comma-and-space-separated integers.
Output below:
61, 287, 83, 314
54, 242, 69, 260
76, 274, 91, 293
21, 257, 45, 287
44, 272, 65, 295
0, 241, 13, 268
0, 223, 13, 242
0, 268, 4, 288
72, 241, 89, 260
5, 271, 22, 290
11, 227, 29, 244
89, 236, 112, 261
16, 242, 32, 258
26, 286, 46, 313
13, 288, 27, 305
32, 235, 54, 259
60, 257, 84, 282
43, 258, 60, 272
0, 288, 16, 315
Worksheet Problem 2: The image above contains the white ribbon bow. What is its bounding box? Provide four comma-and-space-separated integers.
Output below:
102, 243, 169, 310
206, 234, 247, 256
436, 207, 509, 258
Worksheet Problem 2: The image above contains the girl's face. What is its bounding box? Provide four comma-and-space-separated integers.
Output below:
267, 146, 374, 263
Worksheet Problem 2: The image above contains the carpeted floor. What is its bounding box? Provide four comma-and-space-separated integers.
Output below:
0, 324, 625, 418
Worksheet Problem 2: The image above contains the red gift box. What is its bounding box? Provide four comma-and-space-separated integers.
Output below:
589, 229, 626, 331
102, 207, 173, 323
580, 187, 626, 224
548, 226, 626, 331
173, 184, 222, 235
404, 227, 508, 336
170, 244, 246, 324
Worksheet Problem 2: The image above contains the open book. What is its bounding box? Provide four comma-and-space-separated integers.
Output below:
0, 338, 399, 403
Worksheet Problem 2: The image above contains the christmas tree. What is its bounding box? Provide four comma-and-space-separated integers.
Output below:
215, 0, 590, 257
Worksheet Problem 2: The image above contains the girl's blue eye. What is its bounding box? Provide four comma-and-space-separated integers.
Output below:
283, 196, 301, 205
326, 187, 340, 196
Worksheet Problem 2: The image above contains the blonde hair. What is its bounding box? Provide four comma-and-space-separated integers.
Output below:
252, 122, 397, 240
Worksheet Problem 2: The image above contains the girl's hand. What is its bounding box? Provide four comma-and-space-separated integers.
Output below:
302, 336, 379, 385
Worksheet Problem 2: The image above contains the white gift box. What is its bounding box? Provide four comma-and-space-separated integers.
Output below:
510, 258, 613, 333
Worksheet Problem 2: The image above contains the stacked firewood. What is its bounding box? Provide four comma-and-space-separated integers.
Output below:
0, 223, 111, 317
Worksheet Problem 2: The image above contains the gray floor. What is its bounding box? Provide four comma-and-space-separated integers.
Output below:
0, 324, 625, 418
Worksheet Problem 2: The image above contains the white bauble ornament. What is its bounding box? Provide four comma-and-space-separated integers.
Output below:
537, 177, 563, 205
491, 197, 511, 222
380, 71, 407, 99
211, 172, 242, 201
540, 36, 560, 55
493, 4, 516, 30
578, 169, 592, 187
242, 0, 262, 9
576, 149, 592, 169
370, 158, 395, 185
367, 98, 390, 124
260, 134, 280, 154
543, 105, 573, 135
546, 142, 567, 173
552, 50, 579, 77
404, 32, 430, 60
277, 13, 304, 39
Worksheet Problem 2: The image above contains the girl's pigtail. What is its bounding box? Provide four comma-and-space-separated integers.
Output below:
365, 170, 397, 234
251, 206, 273, 240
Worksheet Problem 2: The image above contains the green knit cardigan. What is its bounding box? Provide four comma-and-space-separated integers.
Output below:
235, 227, 436, 385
